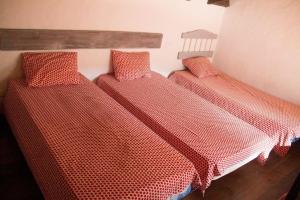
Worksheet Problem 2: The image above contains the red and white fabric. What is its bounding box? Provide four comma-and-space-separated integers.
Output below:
169, 70, 300, 156
22, 52, 80, 87
4, 75, 199, 200
112, 50, 151, 81
182, 57, 218, 78
97, 72, 275, 192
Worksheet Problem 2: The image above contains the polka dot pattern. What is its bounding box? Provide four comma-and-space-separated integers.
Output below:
4, 75, 199, 199
169, 70, 300, 156
182, 57, 218, 78
22, 52, 80, 87
97, 72, 276, 192
112, 50, 151, 81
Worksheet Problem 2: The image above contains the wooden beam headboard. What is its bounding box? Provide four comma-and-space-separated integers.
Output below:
0, 29, 163, 50
178, 29, 217, 59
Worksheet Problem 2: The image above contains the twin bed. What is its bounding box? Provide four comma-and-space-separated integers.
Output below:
97, 72, 275, 192
169, 70, 300, 155
173, 29, 300, 156
3, 31, 300, 199
5, 75, 198, 200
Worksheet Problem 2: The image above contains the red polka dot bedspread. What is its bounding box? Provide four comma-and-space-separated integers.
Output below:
169, 70, 300, 156
97, 72, 276, 192
4, 75, 199, 200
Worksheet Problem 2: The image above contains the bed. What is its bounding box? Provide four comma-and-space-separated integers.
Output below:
97, 72, 276, 192
171, 29, 300, 156
4, 75, 199, 200
169, 70, 300, 155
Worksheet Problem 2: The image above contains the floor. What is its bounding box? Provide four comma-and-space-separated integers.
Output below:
0, 114, 299, 200
184, 142, 300, 200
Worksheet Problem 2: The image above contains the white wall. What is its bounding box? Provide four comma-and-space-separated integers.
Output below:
213, 0, 300, 105
0, 0, 225, 97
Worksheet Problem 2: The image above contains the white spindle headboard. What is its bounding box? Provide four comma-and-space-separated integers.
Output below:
178, 29, 217, 59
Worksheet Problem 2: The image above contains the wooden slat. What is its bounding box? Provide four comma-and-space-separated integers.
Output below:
0, 29, 163, 50
178, 29, 217, 59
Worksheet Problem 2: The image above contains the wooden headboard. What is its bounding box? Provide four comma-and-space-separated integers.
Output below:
178, 29, 217, 59
0, 29, 163, 50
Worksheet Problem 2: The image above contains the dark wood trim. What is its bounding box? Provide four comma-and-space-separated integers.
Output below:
207, 0, 230, 7
0, 29, 163, 50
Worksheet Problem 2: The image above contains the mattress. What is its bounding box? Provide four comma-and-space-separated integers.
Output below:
169, 70, 300, 155
97, 72, 275, 192
4, 75, 199, 200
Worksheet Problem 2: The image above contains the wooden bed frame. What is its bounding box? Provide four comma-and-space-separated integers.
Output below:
178, 29, 217, 59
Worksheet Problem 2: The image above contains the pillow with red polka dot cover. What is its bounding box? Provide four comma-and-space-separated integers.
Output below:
183, 56, 218, 78
111, 50, 151, 81
22, 52, 80, 87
